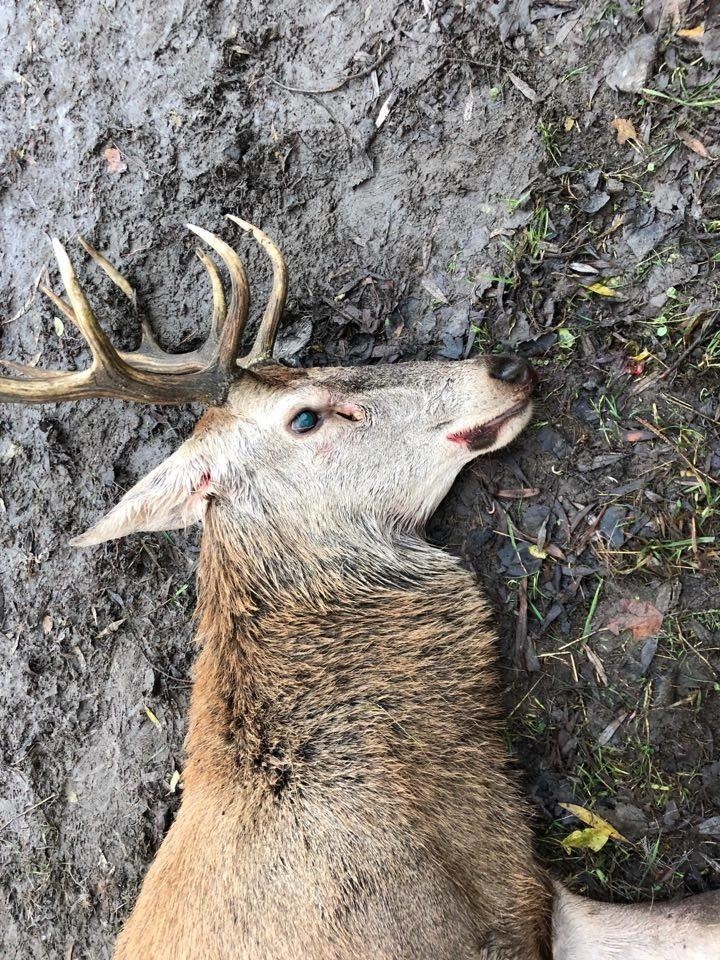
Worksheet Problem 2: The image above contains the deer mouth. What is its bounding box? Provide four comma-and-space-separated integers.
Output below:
447, 399, 532, 451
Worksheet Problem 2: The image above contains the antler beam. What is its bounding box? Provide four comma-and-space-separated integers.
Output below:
0, 218, 288, 406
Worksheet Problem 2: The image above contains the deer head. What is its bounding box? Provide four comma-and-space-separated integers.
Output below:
0, 217, 536, 548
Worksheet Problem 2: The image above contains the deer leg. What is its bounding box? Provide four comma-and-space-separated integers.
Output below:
552, 882, 720, 960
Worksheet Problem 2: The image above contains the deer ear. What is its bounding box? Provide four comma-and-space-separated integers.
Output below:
71, 439, 215, 547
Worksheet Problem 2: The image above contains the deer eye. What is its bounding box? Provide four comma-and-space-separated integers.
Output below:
290, 409, 320, 433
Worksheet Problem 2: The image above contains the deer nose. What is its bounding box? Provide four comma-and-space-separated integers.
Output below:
488, 355, 534, 386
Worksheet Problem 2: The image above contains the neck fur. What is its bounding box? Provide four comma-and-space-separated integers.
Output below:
176, 503, 550, 959
184, 502, 495, 791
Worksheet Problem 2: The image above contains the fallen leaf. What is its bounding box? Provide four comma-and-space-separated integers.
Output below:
676, 130, 710, 158
561, 827, 612, 852
96, 618, 126, 639
1, 440, 21, 462
559, 803, 628, 841
421, 277, 449, 304
640, 636, 658, 673
610, 117, 638, 145
698, 816, 720, 837
586, 282, 617, 297
624, 358, 646, 377
643, 0, 688, 31
605, 34, 656, 93
507, 71, 537, 102
463, 92, 474, 123
598, 711, 628, 746
103, 146, 127, 174
144, 706, 162, 729
564, 116, 575, 131
375, 92, 395, 129
585, 645, 608, 685
677, 23, 704, 40
545, 543, 566, 561
570, 262, 599, 275
558, 327, 576, 350
604, 599, 664, 641
496, 487, 540, 499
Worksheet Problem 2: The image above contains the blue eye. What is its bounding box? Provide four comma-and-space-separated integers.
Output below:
290, 409, 320, 433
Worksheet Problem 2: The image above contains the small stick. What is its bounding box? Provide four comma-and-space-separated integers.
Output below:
0, 794, 56, 833
266, 45, 394, 96
514, 577, 528, 668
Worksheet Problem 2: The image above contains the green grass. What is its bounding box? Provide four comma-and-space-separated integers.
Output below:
526, 206, 551, 260
641, 84, 720, 111
702, 328, 720, 368
538, 119, 561, 163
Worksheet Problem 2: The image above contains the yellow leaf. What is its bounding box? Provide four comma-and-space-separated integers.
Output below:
559, 802, 628, 842
564, 116, 575, 131
561, 827, 611, 852
677, 23, 704, 40
144, 706, 162, 729
586, 283, 617, 297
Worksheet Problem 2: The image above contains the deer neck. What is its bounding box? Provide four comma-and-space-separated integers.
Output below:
182, 505, 490, 793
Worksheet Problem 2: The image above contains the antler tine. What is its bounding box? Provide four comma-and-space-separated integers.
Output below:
52, 239, 130, 376
226, 215, 287, 365
77, 235, 168, 360
195, 247, 227, 345
0, 239, 135, 404
0, 359, 61, 380
40, 283, 77, 324
186, 224, 249, 371
76, 236, 137, 306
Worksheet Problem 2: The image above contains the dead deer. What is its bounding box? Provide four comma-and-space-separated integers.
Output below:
1, 219, 718, 960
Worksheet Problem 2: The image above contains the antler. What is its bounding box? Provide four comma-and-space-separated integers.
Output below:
0, 218, 288, 406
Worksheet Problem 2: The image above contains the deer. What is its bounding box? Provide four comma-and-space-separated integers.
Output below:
1, 218, 718, 960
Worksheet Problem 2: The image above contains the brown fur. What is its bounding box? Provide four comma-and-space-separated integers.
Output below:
115, 510, 550, 959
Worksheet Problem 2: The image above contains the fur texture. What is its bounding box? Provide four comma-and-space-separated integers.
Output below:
552, 884, 720, 960
116, 512, 550, 959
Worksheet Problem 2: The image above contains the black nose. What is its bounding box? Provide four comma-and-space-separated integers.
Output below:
488, 354, 534, 385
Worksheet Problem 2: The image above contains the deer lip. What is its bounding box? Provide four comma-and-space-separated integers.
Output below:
447, 400, 530, 451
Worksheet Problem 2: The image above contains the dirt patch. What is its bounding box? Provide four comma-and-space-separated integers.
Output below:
1, 0, 719, 956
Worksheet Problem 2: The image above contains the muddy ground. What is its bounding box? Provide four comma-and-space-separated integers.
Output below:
1, 0, 719, 956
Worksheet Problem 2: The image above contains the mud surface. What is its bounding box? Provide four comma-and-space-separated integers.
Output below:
1, 1, 719, 956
